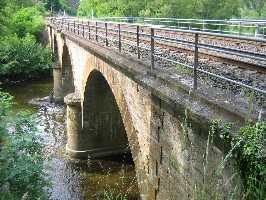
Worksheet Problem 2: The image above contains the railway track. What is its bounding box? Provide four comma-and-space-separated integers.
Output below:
64, 21, 266, 71
90, 25, 266, 73
100, 30, 266, 73
49, 18, 266, 97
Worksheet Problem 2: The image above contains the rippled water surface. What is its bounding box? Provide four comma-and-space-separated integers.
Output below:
2, 79, 138, 200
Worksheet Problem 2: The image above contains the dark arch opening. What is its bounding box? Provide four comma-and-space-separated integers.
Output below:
83, 70, 130, 158
82, 70, 139, 198
61, 44, 75, 97
53, 35, 59, 62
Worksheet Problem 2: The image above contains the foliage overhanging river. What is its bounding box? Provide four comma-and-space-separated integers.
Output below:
2, 78, 139, 200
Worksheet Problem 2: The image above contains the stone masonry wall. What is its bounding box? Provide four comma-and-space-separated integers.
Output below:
50, 25, 246, 199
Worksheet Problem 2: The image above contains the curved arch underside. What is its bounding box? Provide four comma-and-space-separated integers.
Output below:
82, 67, 148, 197
82, 70, 129, 156
61, 44, 75, 97
61, 39, 148, 198
53, 34, 59, 62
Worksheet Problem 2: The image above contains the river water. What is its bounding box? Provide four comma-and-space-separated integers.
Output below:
2, 79, 138, 200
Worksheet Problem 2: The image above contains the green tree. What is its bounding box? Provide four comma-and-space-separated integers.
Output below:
78, 0, 242, 19
241, 0, 266, 18
0, 0, 8, 35
42, 0, 76, 15
77, 0, 92, 17
200, 0, 241, 19
0, 34, 52, 80
44, 0, 61, 12
59, 0, 76, 15
141, 0, 201, 18
10, 7, 45, 39
144, 0, 241, 19
78, 0, 146, 17
4, 0, 34, 15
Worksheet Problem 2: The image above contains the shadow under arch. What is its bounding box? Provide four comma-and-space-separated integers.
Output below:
53, 34, 59, 62
82, 69, 147, 197
61, 42, 75, 97
83, 69, 129, 156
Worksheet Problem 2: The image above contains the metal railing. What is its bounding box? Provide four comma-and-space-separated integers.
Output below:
49, 18, 266, 95
96, 17, 266, 38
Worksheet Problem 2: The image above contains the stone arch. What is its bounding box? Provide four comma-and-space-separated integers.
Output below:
61, 42, 75, 97
53, 34, 59, 62
53, 37, 75, 102
82, 67, 148, 198
48, 26, 53, 50
83, 70, 129, 155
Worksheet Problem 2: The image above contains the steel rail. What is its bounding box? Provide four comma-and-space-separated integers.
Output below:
96, 28, 266, 72
60, 20, 266, 61
62, 20, 266, 73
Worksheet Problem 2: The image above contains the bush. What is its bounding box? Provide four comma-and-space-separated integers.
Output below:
0, 91, 50, 199
233, 122, 266, 199
0, 34, 52, 80
221, 120, 266, 199
0, 91, 13, 141
10, 6, 45, 40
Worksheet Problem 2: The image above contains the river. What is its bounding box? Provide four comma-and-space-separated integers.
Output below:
1, 79, 139, 200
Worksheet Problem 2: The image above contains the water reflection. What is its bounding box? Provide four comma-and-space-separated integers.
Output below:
1, 79, 138, 200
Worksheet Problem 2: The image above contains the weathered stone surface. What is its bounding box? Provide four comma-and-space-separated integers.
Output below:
64, 92, 81, 106
47, 24, 264, 199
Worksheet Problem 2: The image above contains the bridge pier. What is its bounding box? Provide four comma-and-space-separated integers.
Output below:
52, 62, 63, 102
64, 89, 129, 159
64, 92, 85, 158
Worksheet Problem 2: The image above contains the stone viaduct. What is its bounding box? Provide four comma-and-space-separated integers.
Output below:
47, 23, 262, 199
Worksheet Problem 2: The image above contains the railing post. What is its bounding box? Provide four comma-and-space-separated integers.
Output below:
118, 24, 121, 52
68, 22, 69, 31
137, 25, 140, 59
77, 23, 79, 35
96, 22, 98, 42
83, 24, 85, 37
88, 21, 91, 40
151, 28, 155, 70
255, 23, 259, 38
74, 20, 76, 33
193, 33, 199, 90
105, 22, 108, 46
238, 22, 242, 36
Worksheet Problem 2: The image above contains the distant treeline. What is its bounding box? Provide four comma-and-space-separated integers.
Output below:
77, 0, 266, 19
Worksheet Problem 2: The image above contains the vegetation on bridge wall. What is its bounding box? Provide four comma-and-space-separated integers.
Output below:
219, 119, 266, 199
